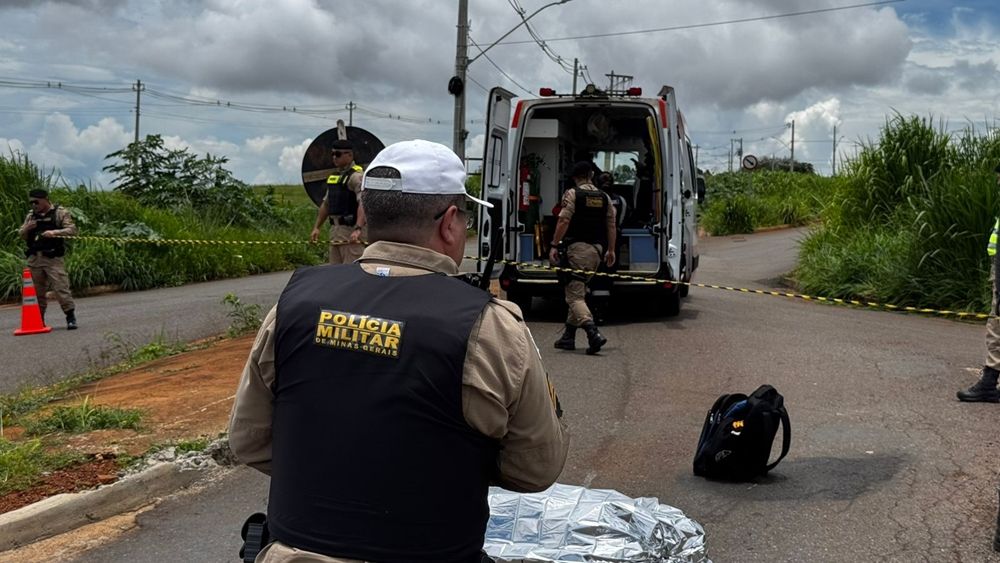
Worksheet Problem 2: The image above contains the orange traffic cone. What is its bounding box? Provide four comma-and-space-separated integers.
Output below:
14, 268, 51, 336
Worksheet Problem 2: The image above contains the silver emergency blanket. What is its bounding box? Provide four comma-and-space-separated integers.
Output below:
483, 483, 710, 563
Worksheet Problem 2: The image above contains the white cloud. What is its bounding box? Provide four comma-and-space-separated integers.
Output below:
245, 135, 288, 154
279, 138, 312, 176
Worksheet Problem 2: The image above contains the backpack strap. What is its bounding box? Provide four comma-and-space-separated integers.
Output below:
765, 405, 791, 471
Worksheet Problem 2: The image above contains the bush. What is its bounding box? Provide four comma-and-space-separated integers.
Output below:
796, 115, 1000, 312
700, 171, 839, 235
0, 150, 324, 300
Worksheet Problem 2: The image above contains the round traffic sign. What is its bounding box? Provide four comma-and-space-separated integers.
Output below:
741, 154, 758, 171
301, 124, 385, 206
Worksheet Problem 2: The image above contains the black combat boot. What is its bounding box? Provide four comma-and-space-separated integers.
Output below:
957, 366, 1000, 402
554, 325, 577, 350
582, 321, 607, 355
65, 309, 77, 330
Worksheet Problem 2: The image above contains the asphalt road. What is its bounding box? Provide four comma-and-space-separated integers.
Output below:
18, 228, 1000, 562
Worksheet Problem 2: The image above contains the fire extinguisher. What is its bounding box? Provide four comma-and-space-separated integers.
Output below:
519, 164, 531, 212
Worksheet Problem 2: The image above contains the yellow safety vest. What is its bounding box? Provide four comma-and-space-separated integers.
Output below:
989, 218, 999, 257
326, 164, 364, 185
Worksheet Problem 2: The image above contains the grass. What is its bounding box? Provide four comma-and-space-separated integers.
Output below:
700, 170, 841, 235
0, 438, 82, 496
795, 115, 1000, 313
24, 396, 144, 436
1, 152, 325, 301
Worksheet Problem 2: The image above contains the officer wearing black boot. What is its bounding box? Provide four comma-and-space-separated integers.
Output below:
549, 161, 616, 355
958, 163, 1000, 402
18, 189, 78, 330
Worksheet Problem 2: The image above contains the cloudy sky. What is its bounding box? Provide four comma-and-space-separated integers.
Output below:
0, 0, 998, 187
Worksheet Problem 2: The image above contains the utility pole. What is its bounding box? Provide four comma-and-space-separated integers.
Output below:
132, 79, 144, 145
452, 0, 572, 162
729, 139, 734, 173
452, 0, 469, 160
831, 123, 836, 176
738, 137, 744, 161
346, 101, 356, 126
789, 119, 795, 172
694, 144, 699, 168
572, 57, 578, 95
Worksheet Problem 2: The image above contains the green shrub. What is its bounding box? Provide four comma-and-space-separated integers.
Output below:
796, 115, 1000, 313
0, 150, 324, 300
0, 438, 80, 495
700, 170, 838, 235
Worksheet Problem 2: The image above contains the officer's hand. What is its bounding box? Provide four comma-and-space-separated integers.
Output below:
25, 219, 37, 231
40, 231, 54, 239
605, 250, 616, 267
549, 247, 559, 265
349, 228, 362, 243
310, 227, 321, 243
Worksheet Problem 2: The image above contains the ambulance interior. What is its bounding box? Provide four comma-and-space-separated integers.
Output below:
515, 105, 663, 272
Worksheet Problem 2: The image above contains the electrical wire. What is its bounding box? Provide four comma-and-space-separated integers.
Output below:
495, 0, 906, 45
467, 35, 534, 95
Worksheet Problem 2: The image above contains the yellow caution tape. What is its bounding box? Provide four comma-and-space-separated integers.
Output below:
50, 235, 991, 320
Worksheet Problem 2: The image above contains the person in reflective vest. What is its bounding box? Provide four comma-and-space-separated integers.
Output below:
230, 139, 569, 562
310, 139, 367, 264
18, 188, 78, 329
548, 161, 617, 355
958, 163, 1000, 402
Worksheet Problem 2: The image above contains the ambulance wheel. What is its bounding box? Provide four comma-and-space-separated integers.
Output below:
506, 289, 533, 314
657, 287, 681, 317
679, 281, 690, 298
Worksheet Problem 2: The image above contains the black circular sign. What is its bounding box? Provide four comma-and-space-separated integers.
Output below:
301, 125, 385, 206
741, 154, 758, 171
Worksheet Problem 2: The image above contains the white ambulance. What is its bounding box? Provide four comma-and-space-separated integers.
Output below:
475, 83, 703, 316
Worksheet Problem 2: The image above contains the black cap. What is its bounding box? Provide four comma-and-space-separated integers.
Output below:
28, 188, 48, 199
332, 139, 354, 151
571, 161, 594, 179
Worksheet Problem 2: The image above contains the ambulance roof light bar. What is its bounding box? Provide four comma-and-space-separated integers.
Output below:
539, 87, 557, 97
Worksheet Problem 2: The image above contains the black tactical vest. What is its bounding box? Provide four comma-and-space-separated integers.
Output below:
270, 264, 497, 563
566, 185, 609, 247
25, 206, 65, 258
326, 166, 361, 218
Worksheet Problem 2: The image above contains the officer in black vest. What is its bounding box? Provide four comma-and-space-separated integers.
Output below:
18, 188, 78, 329
230, 139, 569, 563
310, 139, 367, 264
549, 161, 617, 354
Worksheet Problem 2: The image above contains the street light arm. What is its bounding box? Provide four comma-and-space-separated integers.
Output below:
468, 0, 571, 65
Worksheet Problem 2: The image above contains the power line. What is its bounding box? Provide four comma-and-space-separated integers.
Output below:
467, 35, 534, 95
494, 0, 905, 45
507, 0, 577, 75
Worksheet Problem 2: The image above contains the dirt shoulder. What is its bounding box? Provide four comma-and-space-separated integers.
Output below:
0, 334, 253, 514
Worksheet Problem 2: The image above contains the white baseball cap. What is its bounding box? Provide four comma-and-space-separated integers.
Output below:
362, 139, 493, 208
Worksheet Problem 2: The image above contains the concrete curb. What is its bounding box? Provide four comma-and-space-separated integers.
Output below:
0, 461, 203, 552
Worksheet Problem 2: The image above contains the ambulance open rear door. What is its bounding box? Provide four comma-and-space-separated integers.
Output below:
477, 87, 516, 277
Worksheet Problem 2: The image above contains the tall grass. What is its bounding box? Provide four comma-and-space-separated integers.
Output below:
796, 115, 1000, 312
1, 152, 324, 300
701, 170, 841, 235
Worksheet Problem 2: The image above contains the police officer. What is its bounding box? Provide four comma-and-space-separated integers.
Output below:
18, 189, 78, 329
310, 139, 367, 264
958, 162, 1000, 402
229, 139, 569, 562
549, 161, 616, 354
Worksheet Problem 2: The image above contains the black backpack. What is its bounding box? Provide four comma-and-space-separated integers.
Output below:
693, 384, 791, 481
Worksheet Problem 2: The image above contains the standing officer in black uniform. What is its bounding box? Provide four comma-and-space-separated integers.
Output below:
230, 139, 568, 563
18, 188, 78, 329
549, 161, 616, 354
310, 139, 367, 264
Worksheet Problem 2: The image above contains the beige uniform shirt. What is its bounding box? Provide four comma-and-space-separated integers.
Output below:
229, 242, 569, 561
558, 182, 617, 229
18, 206, 78, 240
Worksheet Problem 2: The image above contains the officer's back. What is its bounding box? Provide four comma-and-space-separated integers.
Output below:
229, 139, 569, 563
